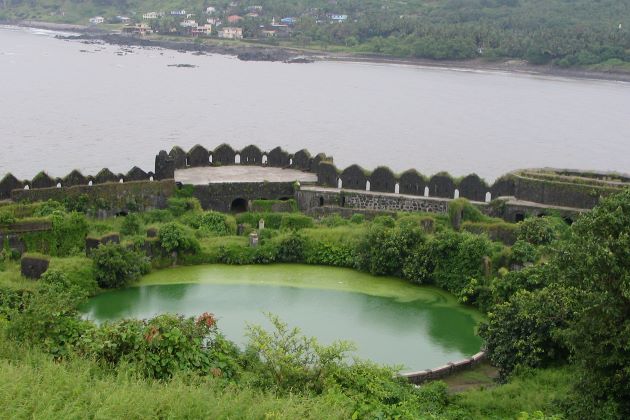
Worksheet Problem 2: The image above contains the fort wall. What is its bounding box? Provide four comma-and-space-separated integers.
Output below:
2, 144, 628, 220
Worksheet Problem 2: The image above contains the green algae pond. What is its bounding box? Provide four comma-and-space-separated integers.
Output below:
81, 264, 483, 372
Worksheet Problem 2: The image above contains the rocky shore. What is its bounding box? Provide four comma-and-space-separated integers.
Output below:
59, 33, 316, 63
5, 20, 630, 81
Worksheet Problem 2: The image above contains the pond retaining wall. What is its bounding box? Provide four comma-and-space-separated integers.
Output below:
402, 351, 487, 385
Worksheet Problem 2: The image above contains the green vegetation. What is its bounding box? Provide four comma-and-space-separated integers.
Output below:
2, 0, 629, 70
1, 190, 629, 417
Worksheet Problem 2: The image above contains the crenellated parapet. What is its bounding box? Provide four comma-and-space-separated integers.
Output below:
315, 163, 630, 207
153, 144, 334, 180
2, 143, 628, 214
0, 166, 156, 201
316, 162, 498, 203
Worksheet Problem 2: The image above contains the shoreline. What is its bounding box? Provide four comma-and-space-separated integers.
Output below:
5, 20, 630, 83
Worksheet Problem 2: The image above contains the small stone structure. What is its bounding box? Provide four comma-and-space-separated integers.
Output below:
249, 232, 259, 247
20, 254, 50, 279
85, 233, 120, 255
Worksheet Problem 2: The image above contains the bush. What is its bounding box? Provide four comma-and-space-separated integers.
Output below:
276, 233, 307, 262
217, 244, 256, 265
479, 287, 578, 379
141, 209, 174, 224
280, 214, 314, 231
167, 197, 202, 217
79, 313, 240, 380
350, 213, 365, 224
186, 211, 235, 236
91, 243, 150, 289
518, 217, 556, 245
7, 270, 90, 359
510, 240, 538, 265
320, 214, 348, 227
356, 223, 424, 276
120, 213, 142, 236
245, 314, 355, 393
158, 223, 200, 255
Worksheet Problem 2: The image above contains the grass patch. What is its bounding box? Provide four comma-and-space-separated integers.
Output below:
0, 337, 350, 420
449, 366, 573, 418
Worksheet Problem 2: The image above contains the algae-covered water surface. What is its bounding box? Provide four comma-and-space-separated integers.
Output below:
81, 264, 483, 372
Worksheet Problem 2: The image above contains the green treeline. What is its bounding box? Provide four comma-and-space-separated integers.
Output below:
2, 0, 630, 69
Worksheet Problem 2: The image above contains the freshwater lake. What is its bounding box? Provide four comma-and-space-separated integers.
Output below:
81, 264, 483, 372
1, 25, 629, 182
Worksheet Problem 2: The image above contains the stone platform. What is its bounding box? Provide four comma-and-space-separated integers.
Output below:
174, 166, 318, 185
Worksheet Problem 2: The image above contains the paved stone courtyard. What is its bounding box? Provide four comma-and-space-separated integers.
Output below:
174, 166, 318, 185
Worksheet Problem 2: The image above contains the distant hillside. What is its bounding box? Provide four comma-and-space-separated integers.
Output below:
2, 0, 629, 69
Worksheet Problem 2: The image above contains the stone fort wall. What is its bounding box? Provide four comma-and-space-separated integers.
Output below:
2, 144, 627, 213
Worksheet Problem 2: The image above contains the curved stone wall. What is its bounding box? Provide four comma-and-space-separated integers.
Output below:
401, 351, 486, 385
153, 144, 334, 181
2, 144, 627, 212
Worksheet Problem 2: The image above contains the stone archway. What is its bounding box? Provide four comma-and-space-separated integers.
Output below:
230, 198, 248, 213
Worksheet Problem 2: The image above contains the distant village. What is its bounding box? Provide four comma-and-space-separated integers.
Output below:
88, 2, 349, 41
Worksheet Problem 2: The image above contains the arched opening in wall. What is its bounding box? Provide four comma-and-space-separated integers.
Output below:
424, 186, 429, 197
119, 179, 124, 183
485, 192, 491, 202
149, 176, 154, 181
454, 189, 460, 199
88, 180, 93, 186
235, 154, 241, 164
116, 210, 128, 217
209, 155, 213, 164
563, 216, 574, 225
395, 183, 400, 194
230, 198, 248, 213
366, 180, 371, 191
24, 185, 30, 190
318, 196, 324, 207
341, 196, 346, 207
515, 213, 525, 222
186, 157, 190, 167
56, 183, 62, 188
289, 158, 293, 165
337, 178, 342, 189
262, 154, 268, 165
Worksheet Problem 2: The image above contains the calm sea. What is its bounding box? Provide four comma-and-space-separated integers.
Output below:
1, 25, 629, 182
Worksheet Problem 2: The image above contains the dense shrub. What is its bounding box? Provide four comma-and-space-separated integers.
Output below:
32, 200, 65, 217
7, 270, 90, 359
350, 213, 365, 224
141, 209, 174, 224
279, 213, 314, 230
245, 314, 355, 393
479, 287, 578, 379
276, 233, 307, 262
517, 217, 557, 245
236, 212, 283, 230
120, 213, 142, 236
167, 197, 202, 217
304, 241, 355, 267
158, 223, 200, 255
79, 313, 241, 380
510, 240, 539, 265
91, 243, 150, 289
356, 223, 424, 276
217, 244, 256, 265
184, 211, 236, 236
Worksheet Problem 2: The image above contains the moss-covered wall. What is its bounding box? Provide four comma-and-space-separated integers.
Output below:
192, 182, 296, 212
11, 180, 175, 215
